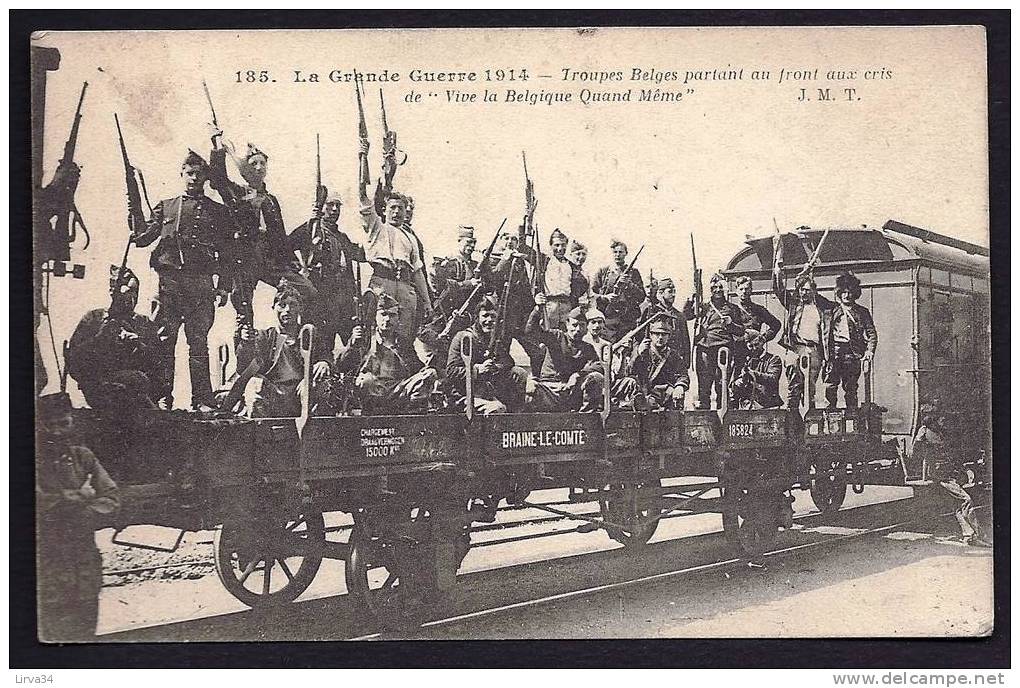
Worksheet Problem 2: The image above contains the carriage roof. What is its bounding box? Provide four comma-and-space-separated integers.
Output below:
723, 220, 989, 279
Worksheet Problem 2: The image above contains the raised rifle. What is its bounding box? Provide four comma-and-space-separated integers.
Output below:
690, 233, 703, 359
47, 81, 90, 263
354, 77, 370, 197
487, 222, 526, 359
799, 225, 833, 278
306, 133, 328, 271
601, 243, 645, 296
113, 113, 152, 292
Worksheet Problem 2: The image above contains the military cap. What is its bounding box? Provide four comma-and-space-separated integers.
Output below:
245, 143, 268, 162
273, 279, 307, 309
569, 239, 587, 252
744, 328, 765, 344
182, 149, 208, 169
457, 225, 476, 240
835, 271, 862, 298
325, 191, 344, 205
109, 265, 140, 294
649, 316, 674, 334
549, 228, 568, 245
656, 276, 675, 290
38, 392, 72, 420
376, 292, 400, 313
735, 275, 753, 288
610, 238, 628, 252
585, 307, 606, 322
566, 306, 588, 322
476, 295, 499, 314
709, 272, 727, 286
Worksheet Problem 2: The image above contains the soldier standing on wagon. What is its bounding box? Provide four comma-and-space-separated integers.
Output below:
208, 127, 294, 338
692, 273, 746, 409
431, 225, 479, 313
536, 228, 587, 331
730, 275, 782, 380
772, 271, 832, 410
356, 137, 433, 348
821, 271, 878, 409
337, 293, 437, 414
219, 280, 331, 418
446, 295, 529, 414
616, 315, 690, 410
130, 150, 234, 411
593, 239, 646, 342
568, 239, 592, 307
730, 330, 784, 410
639, 276, 692, 367
525, 299, 605, 412
66, 266, 161, 412
288, 192, 364, 358
36, 392, 120, 641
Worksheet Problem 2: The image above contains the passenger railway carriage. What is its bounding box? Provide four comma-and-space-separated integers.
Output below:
71, 220, 990, 630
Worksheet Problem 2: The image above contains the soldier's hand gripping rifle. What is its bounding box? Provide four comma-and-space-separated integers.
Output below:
354, 78, 371, 201
437, 218, 506, 341
44, 81, 91, 264
486, 222, 526, 360
113, 113, 153, 293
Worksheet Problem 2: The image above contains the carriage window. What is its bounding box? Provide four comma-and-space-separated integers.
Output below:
930, 291, 954, 365
931, 269, 951, 287
917, 267, 931, 284
972, 277, 989, 293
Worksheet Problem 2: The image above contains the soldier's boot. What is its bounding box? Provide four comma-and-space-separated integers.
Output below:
189, 353, 214, 410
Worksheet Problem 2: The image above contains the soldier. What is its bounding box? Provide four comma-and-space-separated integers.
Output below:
537, 228, 588, 331
36, 392, 120, 641
337, 293, 437, 414
772, 271, 833, 410
432, 225, 480, 314
357, 138, 433, 345
616, 315, 690, 410
208, 127, 292, 337
821, 271, 878, 408
66, 266, 161, 412
568, 239, 592, 306
288, 192, 364, 357
525, 300, 604, 412
593, 239, 646, 341
692, 273, 746, 409
730, 330, 784, 410
732, 276, 782, 341
130, 150, 234, 410
219, 281, 331, 418
640, 276, 692, 368
446, 296, 529, 414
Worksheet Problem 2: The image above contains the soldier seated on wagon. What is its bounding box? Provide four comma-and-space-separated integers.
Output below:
336, 292, 438, 415
615, 315, 689, 410
219, 280, 331, 418
730, 330, 784, 410
66, 265, 162, 413
525, 298, 605, 412
446, 295, 530, 415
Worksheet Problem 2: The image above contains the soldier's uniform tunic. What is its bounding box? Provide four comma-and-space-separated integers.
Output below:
730, 348, 784, 409
446, 324, 529, 414
524, 307, 604, 412
593, 265, 646, 341
338, 330, 437, 414
209, 148, 291, 332
617, 345, 690, 409
359, 202, 426, 344
692, 299, 746, 409
821, 301, 878, 408
133, 190, 234, 406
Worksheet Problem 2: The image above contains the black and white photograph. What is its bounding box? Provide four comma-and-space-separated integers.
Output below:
20, 18, 1005, 664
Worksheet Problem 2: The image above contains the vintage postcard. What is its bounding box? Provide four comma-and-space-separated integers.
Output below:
30, 25, 992, 644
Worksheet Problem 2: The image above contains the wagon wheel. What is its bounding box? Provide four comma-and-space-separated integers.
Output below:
721, 487, 779, 559
214, 510, 325, 608
345, 507, 446, 631
809, 458, 848, 514
599, 482, 660, 548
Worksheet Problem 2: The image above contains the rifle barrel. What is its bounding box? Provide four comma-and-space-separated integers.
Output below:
202, 79, 218, 126
62, 81, 88, 163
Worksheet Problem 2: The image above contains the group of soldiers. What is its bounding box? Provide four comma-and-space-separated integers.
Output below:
61, 117, 882, 422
